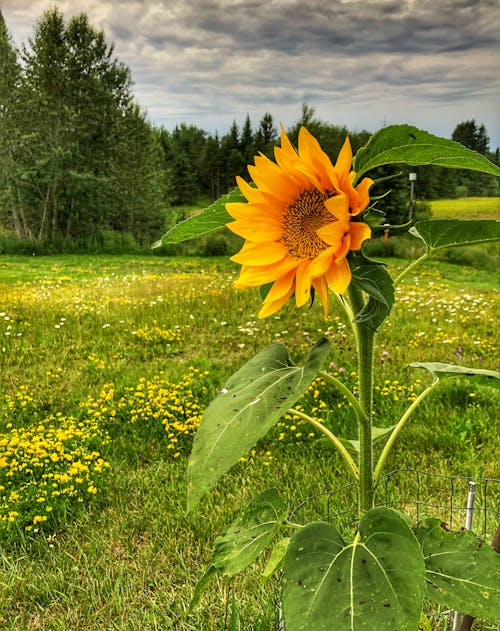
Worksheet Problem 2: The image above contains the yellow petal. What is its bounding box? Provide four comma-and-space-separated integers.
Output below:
231, 240, 288, 266
295, 260, 314, 308
309, 251, 334, 278
316, 222, 344, 250
298, 127, 334, 189
249, 156, 301, 203
324, 194, 349, 222
292, 163, 324, 191
258, 282, 295, 318
334, 234, 351, 262
234, 177, 284, 210
349, 222, 371, 250
353, 177, 373, 214
235, 257, 300, 287
264, 269, 296, 302
312, 276, 329, 316
274, 125, 299, 165
325, 257, 351, 294
236, 176, 263, 203
227, 219, 283, 242
334, 138, 353, 183
226, 201, 282, 220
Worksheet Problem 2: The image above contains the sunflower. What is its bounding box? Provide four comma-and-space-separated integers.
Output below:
226, 126, 373, 318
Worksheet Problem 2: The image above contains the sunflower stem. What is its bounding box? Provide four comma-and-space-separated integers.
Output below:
347, 283, 375, 515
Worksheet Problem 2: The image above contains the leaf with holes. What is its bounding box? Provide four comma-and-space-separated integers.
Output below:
353, 125, 500, 180
187, 337, 331, 511
211, 488, 287, 576
414, 518, 500, 619
282, 508, 425, 631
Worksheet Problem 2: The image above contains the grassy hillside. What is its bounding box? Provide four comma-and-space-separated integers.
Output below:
430, 196, 500, 219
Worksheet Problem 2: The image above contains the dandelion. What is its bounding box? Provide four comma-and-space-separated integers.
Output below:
226, 126, 373, 317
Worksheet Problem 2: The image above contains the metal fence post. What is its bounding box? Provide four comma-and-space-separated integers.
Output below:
452, 481, 476, 631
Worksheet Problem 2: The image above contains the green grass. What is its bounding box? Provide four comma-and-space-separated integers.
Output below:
430, 196, 500, 219
0, 253, 499, 629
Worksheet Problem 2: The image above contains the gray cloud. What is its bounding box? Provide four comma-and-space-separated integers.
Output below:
2, 0, 500, 147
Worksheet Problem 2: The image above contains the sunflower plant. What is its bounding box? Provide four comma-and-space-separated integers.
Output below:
155, 124, 500, 630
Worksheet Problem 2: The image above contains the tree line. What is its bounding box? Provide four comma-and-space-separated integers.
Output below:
1, 8, 498, 253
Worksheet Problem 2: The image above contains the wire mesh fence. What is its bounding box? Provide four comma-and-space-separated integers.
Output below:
289, 469, 499, 541
277, 468, 500, 631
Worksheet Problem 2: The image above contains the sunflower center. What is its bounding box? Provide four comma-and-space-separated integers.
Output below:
281, 189, 335, 259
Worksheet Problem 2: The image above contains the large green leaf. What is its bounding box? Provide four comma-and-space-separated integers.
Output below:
187, 338, 331, 511
350, 254, 395, 331
212, 488, 287, 576
414, 518, 500, 619
354, 125, 500, 181
282, 508, 425, 631
152, 188, 244, 247
411, 362, 500, 389
409, 219, 500, 254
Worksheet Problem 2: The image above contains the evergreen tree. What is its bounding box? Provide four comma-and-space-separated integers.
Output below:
220, 120, 245, 191
202, 133, 222, 200
452, 119, 489, 153
240, 114, 254, 163
452, 120, 496, 196
0, 11, 29, 237
164, 123, 207, 204
255, 112, 277, 157
107, 104, 167, 243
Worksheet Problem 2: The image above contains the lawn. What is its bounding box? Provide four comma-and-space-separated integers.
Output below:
0, 253, 499, 630
430, 196, 500, 219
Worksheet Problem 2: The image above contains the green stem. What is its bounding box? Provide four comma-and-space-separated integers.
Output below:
393, 253, 430, 287
373, 381, 437, 486
289, 408, 359, 481
318, 371, 366, 421
347, 283, 375, 514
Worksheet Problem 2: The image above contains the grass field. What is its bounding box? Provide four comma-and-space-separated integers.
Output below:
430, 196, 500, 219
0, 253, 499, 630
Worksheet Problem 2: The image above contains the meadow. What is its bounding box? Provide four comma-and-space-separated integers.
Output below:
0, 250, 499, 630
430, 196, 500, 219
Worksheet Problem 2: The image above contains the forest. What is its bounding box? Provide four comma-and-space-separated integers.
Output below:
1, 8, 499, 254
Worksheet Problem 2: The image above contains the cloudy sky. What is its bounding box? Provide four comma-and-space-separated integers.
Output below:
2, 0, 500, 148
